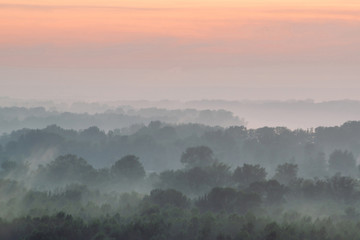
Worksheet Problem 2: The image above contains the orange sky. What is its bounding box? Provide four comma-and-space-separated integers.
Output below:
0, 0, 360, 100
1, 1, 360, 46
1, 1, 359, 62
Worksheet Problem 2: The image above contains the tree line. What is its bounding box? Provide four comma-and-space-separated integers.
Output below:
1, 121, 360, 175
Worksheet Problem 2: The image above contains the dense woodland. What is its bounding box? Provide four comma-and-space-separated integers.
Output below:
0, 106, 244, 134
1, 115, 360, 239
1, 120, 360, 174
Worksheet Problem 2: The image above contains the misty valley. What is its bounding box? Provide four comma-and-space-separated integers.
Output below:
2, 0, 360, 238
1, 107, 360, 240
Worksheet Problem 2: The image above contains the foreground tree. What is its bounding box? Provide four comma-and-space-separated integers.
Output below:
144, 188, 189, 208
111, 155, 145, 182
273, 163, 298, 185
35, 154, 96, 186
180, 146, 217, 169
328, 150, 357, 176
196, 187, 261, 213
233, 164, 267, 187
249, 180, 288, 205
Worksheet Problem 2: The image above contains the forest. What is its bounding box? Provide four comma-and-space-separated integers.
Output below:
2, 0, 360, 237
1, 110, 360, 239
0, 106, 244, 134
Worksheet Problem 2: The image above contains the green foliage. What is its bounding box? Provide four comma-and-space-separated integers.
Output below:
196, 187, 261, 214
248, 180, 288, 205
111, 155, 146, 182
157, 163, 232, 196
328, 150, 357, 176
2, 121, 360, 175
233, 164, 267, 187
2, 122, 360, 239
2, 209, 360, 240
34, 154, 96, 187
144, 189, 190, 208
181, 146, 217, 169
273, 163, 298, 185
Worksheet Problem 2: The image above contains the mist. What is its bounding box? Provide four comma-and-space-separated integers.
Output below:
1, 0, 360, 238
1, 98, 360, 131
1, 98, 360, 239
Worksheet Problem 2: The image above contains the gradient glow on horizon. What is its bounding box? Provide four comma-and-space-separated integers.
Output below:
1, 0, 360, 101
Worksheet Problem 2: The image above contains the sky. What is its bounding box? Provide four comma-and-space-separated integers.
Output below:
1, 0, 360, 101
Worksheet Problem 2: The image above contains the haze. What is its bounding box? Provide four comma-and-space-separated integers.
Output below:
3, 1, 360, 238
1, 0, 360, 101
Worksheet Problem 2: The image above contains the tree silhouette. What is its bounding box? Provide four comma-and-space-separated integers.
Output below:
233, 164, 267, 186
328, 150, 356, 176
180, 146, 216, 169
111, 155, 145, 182
273, 163, 298, 185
